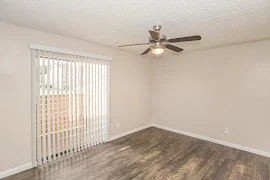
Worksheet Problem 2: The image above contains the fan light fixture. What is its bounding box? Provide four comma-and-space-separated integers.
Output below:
151, 46, 165, 55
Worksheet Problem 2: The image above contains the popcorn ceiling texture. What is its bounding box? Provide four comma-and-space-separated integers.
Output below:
0, 0, 269, 55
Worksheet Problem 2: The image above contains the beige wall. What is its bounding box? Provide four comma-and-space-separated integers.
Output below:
0, 22, 152, 172
152, 39, 270, 153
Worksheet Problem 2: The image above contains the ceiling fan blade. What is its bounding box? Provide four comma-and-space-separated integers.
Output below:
141, 48, 151, 55
165, 44, 184, 52
118, 43, 150, 47
168, 35, 202, 43
149, 30, 160, 41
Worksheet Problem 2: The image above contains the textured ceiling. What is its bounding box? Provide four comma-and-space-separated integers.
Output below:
0, 0, 270, 56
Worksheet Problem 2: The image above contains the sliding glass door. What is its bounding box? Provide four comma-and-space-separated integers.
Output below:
32, 48, 111, 165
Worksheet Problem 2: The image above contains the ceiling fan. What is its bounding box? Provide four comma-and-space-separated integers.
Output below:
118, 25, 202, 55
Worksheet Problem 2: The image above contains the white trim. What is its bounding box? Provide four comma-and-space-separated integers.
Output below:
30, 44, 112, 61
31, 49, 37, 167
0, 163, 33, 179
152, 124, 270, 158
108, 124, 152, 141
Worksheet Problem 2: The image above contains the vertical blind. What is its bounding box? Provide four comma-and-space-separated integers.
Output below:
31, 46, 111, 165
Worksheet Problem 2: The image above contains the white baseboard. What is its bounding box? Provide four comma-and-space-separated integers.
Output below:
108, 124, 152, 141
152, 124, 270, 158
2, 123, 269, 179
0, 162, 33, 179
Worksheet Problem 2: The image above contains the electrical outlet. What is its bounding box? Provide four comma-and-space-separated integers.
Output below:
220, 129, 224, 133
117, 122, 120, 128
221, 128, 229, 134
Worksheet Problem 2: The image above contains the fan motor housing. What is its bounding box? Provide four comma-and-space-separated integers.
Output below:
149, 34, 167, 44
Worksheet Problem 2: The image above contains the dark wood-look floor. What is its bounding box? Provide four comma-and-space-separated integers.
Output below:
4, 127, 270, 180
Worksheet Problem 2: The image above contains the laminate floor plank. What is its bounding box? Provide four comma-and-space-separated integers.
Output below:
3, 127, 270, 180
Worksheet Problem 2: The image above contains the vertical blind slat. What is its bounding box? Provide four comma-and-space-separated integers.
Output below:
94, 59, 97, 145
41, 51, 47, 163
96, 59, 99, 145
78, 57, 81, 151
74, 59, 77, 152
82, 58, 86, 149
90, 61, 93, 146
104, 60, 107, 142
97, 59, 100, 145
56, 52, 61, 158
65, 54, 69, 155
92, 60, 95, 145
72, 58, 75, 152
99, 59, 103, 143
52, 53, 56, 160
61, 53, 65, 155
76, 59, 80, 151
86, 60, 89, 148
98, 60, 101, 144
91, 59, 96, 146
99, 60, 102, 144
70, 55, 74, 154
102, 60, 105, 142
106, 60, 111, 141
100, 60, 102, 143
36, 50, 42, 165
80, 57, 83, 150
47, 52, 52, 162
77, 59, 80, 151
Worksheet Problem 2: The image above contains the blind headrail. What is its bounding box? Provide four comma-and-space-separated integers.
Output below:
30, 44, 112, 61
